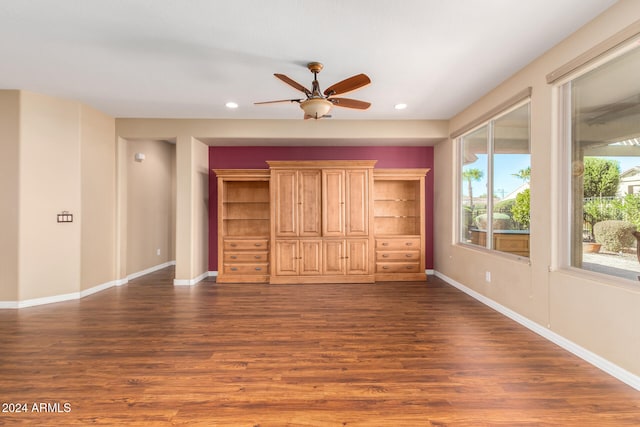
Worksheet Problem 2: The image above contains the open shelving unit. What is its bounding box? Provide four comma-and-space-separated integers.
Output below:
222, 180, 270, 237
373, 168, 430, 281
214, 169, 271, 283
374, 178, 422, 236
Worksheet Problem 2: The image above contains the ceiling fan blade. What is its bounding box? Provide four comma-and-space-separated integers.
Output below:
274, 74, 311, 96
323, 73, 371, 96
254, 99, 302, 105
328, 97, 371, 110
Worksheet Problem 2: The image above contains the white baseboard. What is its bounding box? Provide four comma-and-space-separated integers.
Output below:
2, 291, 81, 309
434, 270, 640, 391
127, 261, 176, 281
173, 269, 212, 286
0, 261, 177, 309
79, 279, 120, 299
0, 301, 19, 309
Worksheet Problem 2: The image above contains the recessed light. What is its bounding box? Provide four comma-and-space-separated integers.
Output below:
394, 103, 407, 110
225, 102, 239, 109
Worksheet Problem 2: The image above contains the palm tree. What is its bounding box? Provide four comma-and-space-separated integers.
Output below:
512, 166, 531, 183
462, 168, 484, 210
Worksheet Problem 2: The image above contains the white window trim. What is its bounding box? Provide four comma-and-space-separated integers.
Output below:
455, 98, 531, 259
552, 37, 640, 288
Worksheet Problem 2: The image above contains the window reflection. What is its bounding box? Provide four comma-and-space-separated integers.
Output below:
459, 103, 531, 257
569, 44, 640, 280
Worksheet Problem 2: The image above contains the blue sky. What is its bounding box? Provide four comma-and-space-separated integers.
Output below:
463, 155, 640, 199
463, 154, 530, 198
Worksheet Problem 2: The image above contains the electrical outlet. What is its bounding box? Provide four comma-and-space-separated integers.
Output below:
485, 271, 491, 282
157, 248, 161, 256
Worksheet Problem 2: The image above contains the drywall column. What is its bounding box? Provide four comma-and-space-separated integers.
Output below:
115, 137, 128, 282
192, 139, 209, 280
80, 106, 117, 291
0, 91, 20, 303
174, 136, 209, 285
19, 91, 82, 301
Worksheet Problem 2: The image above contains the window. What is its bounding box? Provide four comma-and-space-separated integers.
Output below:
458, 102, 531, 257
561, 42, 640, 281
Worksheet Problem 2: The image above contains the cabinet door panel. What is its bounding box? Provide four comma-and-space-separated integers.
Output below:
300, 240, 322, 275
274, 171, 298, 236
322, 170, 345, 236
346, 239, 369, 275
274, 240, 298, 275
345, 169, 369, 236
323, 240, 345, 275
298, 170, 322, 236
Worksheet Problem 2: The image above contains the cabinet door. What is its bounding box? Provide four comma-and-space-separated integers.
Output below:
323, 239, 345, 275
322, 170, 345, 236
345, 169, 369, 236
298, 170, 322, 236
274, 240, 298, 275
300, 240, 322, 275
346, 239, 369, 275
273, 170, 298, 236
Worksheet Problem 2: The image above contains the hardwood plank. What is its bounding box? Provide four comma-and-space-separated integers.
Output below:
0, 266, 639, 426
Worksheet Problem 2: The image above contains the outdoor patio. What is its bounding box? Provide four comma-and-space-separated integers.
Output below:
583, 251, 640, 282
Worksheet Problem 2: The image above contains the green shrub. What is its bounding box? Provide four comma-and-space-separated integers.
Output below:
511, 189, 530, 229
612, 194, 640, 229
474, 213, 513, 230
593, 220, 636, 252
494, 198, 515, 213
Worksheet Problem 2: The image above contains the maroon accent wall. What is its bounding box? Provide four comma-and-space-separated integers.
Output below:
209, 146, 434, 271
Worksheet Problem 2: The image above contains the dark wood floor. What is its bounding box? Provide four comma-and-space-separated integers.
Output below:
1, 267, 639, 426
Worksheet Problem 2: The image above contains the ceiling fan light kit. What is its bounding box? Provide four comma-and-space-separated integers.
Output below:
255, 62, 371, 120
300, 98, 333, 120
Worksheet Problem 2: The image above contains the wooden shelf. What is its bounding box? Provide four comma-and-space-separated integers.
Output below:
214, 170, 271, 283
373, 169, 429, 281
374, 181, 421, 236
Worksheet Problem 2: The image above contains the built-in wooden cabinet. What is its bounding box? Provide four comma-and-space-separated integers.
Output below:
214, 163, 429, 284
373, 169, 430, 281
322, 238, 370, 275
273, 239, 322, 276
268, 160, 376, 284
272, 169, 322, 237
214, 169, 271, 283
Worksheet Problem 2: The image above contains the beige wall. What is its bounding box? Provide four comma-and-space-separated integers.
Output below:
172, 137, 208, 282
435, 1, 640, 376
193, 139, 209, 277
0, 91, 20, 301
0, 90, 118, 303
115, 118, 448, 143
125, 139, 176, 275
19, 91, 82, 300
81, 105, 117, 291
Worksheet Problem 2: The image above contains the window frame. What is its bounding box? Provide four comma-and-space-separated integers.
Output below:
455, 98, 532, 258
553, 36, 640, 286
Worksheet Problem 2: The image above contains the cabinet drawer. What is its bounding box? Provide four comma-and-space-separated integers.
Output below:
224, 252, 269, 263
224, 239, 269, 251
376, 262, 420, 273
376, 251, 420, 261
223, 263, 269, 275
376, 238, 420, 250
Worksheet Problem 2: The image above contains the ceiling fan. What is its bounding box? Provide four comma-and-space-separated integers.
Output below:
255, 62, 371, 119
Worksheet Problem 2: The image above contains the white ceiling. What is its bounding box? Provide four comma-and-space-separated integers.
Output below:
0, 0, 618, 120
